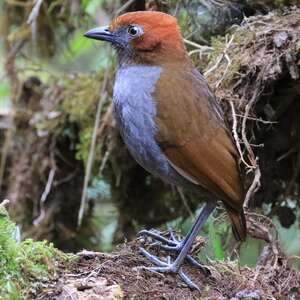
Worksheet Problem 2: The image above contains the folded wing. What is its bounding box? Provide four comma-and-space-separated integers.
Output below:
154, 67, 246, 240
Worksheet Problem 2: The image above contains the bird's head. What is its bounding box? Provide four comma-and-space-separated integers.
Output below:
84, 11, 189, 66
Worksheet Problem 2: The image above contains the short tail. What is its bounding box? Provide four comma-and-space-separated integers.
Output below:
226, 206, 247, 241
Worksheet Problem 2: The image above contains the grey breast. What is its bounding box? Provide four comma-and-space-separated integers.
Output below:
112, 65, 184, 185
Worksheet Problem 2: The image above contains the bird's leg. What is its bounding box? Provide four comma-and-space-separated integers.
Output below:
139, 202, 216, 290
139, 225, 207, 271
139, 202, 216, 270
139, 228, 179, 247
139, 201, 213, 250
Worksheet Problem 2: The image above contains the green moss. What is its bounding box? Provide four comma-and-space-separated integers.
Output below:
206, 29, 255, 87
31, 70, 108, 168
76, 125, 93, 164
209, 36, 227, 63
60, 72, 107, 166
60, 73, 102, 124
0, 201, 73, 299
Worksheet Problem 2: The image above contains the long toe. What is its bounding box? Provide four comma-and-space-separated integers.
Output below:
141, 244, 209, 275
179, 269, 201, 291
185, 256, 211, 276
138, 229, 178, 247
139, 229, 186, 252
139, 247, 201, 291
139, 247, 168, 267
140, 248, 200, 291
139, 232, 209, 275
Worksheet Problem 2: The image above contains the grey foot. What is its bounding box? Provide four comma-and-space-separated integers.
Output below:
139, 247, 200, 291
138, 229, 210, 276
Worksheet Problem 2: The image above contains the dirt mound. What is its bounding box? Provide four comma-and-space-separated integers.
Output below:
36, 238, 300, 300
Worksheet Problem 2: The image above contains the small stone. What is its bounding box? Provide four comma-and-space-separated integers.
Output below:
273, 31, 289, 48
231, 289, 261, 300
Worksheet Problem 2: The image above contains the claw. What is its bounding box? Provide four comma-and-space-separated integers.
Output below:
139, 247, 200, 290
137, 203, 215, 291
138, 229, 209, 276
179, 269, 200, 291
158, 243, 182, 251
138, 229, 177, 246
185, 256, 210, 276
139, 247, 167, 267
169, 230, 181, 243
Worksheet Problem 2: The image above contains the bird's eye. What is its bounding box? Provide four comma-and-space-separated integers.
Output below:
128, 25, 140, 37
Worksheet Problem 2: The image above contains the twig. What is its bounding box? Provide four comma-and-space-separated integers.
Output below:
188, 49, 210, 57
97, 103, 114, 174
215, 52, 231, 88
239, 81, 262, 207
244, 164, 261, 208
230, 96, 262, 208
276, 146, 296, 162
54, 168, 78, 187
77, 67, 110, 228
241, 88, 261, 163
235, 114, 277, 124
184, 38, 213, 51
287, 255, 300, 263
27, 0, 43, 25
99, 149, 111, 175
27, 0, 44, 24
41, 168, 56, 203
27, 0, 44, 54
204, 52, 224, 77
204, 34, 234, 78
177, 187, 194, 218
33, 168, 55, 226
215, 35, 235, 88
229, 101, 252, 169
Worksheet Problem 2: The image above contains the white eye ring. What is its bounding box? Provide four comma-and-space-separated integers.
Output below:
128, 25, 141, 37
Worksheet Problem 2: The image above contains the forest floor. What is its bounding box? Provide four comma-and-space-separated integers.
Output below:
35, 238, 300, 300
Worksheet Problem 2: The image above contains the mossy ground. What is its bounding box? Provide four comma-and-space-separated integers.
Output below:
36, 238, 300, 300
0, 200, 73, 300
1, 203, 299, 299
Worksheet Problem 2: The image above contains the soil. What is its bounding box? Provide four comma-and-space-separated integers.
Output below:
35, 238, 300, 300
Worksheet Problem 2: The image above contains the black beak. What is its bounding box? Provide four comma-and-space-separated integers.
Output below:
84, 26, 115, 43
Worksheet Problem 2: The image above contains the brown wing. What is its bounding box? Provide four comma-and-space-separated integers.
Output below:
154, 67, 246, 240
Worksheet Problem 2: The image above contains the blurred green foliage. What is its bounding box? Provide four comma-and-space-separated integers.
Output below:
0, 41, 10, 110
167, 207, 300, 268
88, 177, 117, 251
82, 0, 106, 15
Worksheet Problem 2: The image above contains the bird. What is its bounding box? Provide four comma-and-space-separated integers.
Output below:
84, 11, 246, 290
